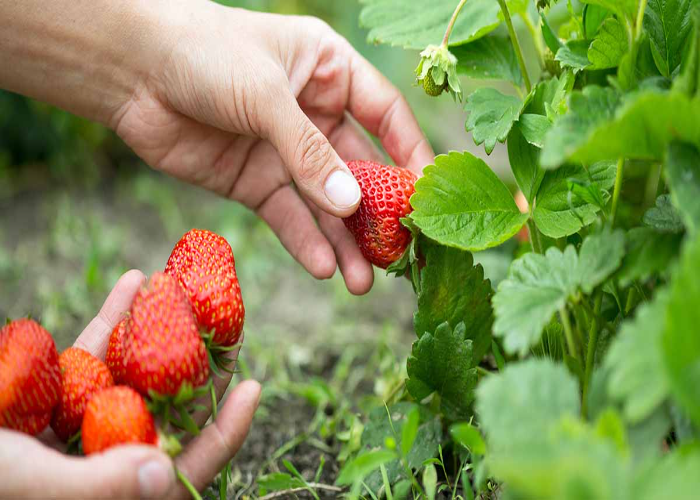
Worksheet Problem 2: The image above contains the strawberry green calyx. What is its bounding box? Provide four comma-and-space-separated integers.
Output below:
415, 44, 462, 101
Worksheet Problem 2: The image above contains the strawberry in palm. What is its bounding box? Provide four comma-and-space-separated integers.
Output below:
0, 319, 61, 436
121, 272, 209, 398
51, 347, 114, 442
165, 229, 245, 354
81, 386, 157, 455
343, 160, 418, 269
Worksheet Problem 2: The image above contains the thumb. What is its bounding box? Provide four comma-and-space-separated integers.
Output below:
0, 428, 175, 499
57, 446, 175, 499
267, 91, 361, 217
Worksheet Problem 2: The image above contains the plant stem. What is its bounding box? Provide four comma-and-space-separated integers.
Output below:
611, 158, 625, 225
522, 13, 545, 69
527, 218, 543, 254
442, 0, 469, 46
559, 306, 578, 360
581, 293, 603, 418
176, 468, 203, 500
635, 0, 649, 40
497, 0, 532, 93
476, 366, 491, 377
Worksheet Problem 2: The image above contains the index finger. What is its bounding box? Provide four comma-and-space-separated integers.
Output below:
73, 269, 146, 359
346, 49, 435, 174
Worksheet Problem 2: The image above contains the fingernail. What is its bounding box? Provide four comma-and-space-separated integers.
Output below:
138, 459, 174, 499
324, 169, 361, 209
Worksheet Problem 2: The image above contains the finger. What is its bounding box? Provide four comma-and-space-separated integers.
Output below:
190, 333, 244, 428
346, 50, 435, 174
256, 185, 337, 280
171, 380, 261, 498
326, 113, 386, 164
265, 89, 361, 218
305, 200, 374, 296
0, 429, 174, 499
74, 269, 146, 359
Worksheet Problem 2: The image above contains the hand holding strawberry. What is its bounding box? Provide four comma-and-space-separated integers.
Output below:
0, 270, 261, 499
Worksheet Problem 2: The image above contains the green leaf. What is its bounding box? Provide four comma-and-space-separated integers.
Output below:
541, 86, 622, 169
414, 242, 493, 364
643, 194, 685, 233
359, 0, 501, 50
582, 0, 639, 23
406, 322, 478, 420
508, 124, 545, 204
336, 449, 398, 486
494, 247, 578, 355
663, 232, 700, 427
517, 114, 552, 148
533, 161, 617, 238
527, 72, 576, 119
541, 12, 564, 53
666, 141, 700, 232
478, 362, 629, 500
450, 423, 486, 455
476, 359, 580, 451
542, 89, 700, 167
494, 230, 624, 354
584, 4, 612, 39
465, 88, 523, 154
673, 8, 700, 95
605, 290, 671, 423
423, 464, 437, 500
453, 36, 523, 85
588, 17, 629, 69
644, 0, 698, 77
632, 447, 700, 500
555, 40, 592, 71
360, 403, 441, 489
410, 151, 529, 251
257, 473, 305, 493
577, 229, 626, 293
618, 227, 683, 286
401, 406, 420, 457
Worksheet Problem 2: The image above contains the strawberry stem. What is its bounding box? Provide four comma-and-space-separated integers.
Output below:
497, 0, 532, 93
441, 0, 469, 47
210, 383, 218, 420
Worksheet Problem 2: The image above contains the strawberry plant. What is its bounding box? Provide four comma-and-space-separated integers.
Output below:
338, 0, 700, 498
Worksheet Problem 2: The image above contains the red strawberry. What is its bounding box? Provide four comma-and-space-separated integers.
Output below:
105, 319, 127, 383
0, 410, 52, 436
121, 272, 209, 397
0, 319, 61, 435
81, 386, 157, 455
50, 347, 114, 441
343, 161, 418, 269
165, 229, 245, 347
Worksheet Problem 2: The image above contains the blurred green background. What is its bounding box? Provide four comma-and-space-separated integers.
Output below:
0, 0, 510, 494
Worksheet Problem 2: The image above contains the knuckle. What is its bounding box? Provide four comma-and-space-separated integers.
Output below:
297, 15, 333, 36
295, 127, 333, 183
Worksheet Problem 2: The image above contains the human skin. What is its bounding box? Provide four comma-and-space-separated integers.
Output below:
0, 0, 435, 296
0, 270, 261, 499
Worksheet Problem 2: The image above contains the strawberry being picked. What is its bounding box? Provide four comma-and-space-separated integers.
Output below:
81, 386, 157, 455
0, 319, 62, 436
343, 160, 418, 269
51, 347, 114, 442
165, 229, 245, 350
121, 272, 209, 399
